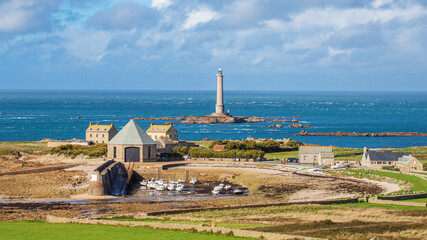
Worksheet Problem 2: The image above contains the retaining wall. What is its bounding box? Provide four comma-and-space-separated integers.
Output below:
377, 193, 427, 201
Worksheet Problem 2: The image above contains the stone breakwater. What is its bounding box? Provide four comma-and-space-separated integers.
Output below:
294, 131, 427, 137
134, 115, 265, 124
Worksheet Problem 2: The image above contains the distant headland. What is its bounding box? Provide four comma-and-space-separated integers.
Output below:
294, 131, 427, 137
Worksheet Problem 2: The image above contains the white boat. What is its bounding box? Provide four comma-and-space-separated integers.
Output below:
233, 189, 244, 194
140, 180, 148, 186
212, 190, 220, 195
176, 186, 184, 192
156, 185, 166, 191
214, 186, 223, 191
224, 184, 231, 190
189, 178, 198, 184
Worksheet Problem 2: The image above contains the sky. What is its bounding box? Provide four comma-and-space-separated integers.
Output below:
0, 0, 426, 91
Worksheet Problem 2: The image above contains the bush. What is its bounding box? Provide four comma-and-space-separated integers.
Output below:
382, 166, 400, 171
188, 148, 264, 159
50, 143, 107, 158
172, 146, 189, 156
208, 140, 280, 152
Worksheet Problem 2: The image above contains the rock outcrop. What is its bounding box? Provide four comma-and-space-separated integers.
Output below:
288, 124, 311, 128
294, 131, 427, 137
180, 115, 265, 124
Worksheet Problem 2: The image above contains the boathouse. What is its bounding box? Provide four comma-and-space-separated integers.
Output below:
107, 120, 157, 162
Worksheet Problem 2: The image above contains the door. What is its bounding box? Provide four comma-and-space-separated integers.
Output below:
125, 147, 140, 162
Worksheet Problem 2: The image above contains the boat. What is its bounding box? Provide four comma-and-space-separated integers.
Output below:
167, 185, 175, 191
176, 186, 184, 192
233, 189, 245, 194
224, 184, 232, 190
212, 190, 220, 195
156, 185, 166, 191
189, 178, 198, 184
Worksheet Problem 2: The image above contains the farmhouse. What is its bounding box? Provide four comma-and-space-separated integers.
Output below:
298, 146, 335, 165
146, 123, 178, 141
395, 155, 423, 172
107, 120, 157, 162
361, 147, 410, 169
86, 122, 118, 144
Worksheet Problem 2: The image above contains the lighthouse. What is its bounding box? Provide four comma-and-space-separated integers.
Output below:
212, 68, 227, 116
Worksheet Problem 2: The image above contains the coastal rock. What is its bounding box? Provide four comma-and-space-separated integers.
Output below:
180, 115, 264, 124
294, 131, 427, 137
276, 124, 283, 128
288, 124, 311, 128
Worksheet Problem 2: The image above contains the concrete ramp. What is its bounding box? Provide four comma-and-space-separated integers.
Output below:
88, 160, 129, 196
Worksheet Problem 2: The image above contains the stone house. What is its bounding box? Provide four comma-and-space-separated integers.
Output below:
361, 147, 409, 169
86, 122, 118, 144
298, 146, 335, 165
395, 155, 423, 172
155, 137, 177, 154
146, 123, 178, 141
107, 120, 157, 162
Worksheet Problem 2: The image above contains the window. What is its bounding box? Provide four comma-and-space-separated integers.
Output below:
96, 134, 98, 137
90, 134, 92, 137
102, 134, 104, 138
314, 156, 317, 161
147, 146, 151, 158
304, 156, 306, 162
113, 147, 116, 158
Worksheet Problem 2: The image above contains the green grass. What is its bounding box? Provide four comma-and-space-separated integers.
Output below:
330, 169, 427, 192
263, 151, 298, 160
414, 172, 427, 176
333, 148, 363, 161
107, 218, 270, 229
0, 221, 253, 240
194, 141, 212, 149
402, 198, 427, 203
330, 202, 427, 211
0, 141, 51, 155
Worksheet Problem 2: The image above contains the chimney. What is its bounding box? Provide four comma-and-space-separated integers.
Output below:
89, 121, 92, 126
151, 123, 154, 126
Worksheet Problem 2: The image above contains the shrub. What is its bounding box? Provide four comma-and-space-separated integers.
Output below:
382, 166, 400, 171
208, 140, 280, 152
50, 143, 107, 158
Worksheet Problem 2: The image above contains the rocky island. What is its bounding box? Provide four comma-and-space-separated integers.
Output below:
294, 130, 427, 137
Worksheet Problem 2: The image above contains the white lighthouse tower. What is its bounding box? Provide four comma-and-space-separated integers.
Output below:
211, 68, 227, 116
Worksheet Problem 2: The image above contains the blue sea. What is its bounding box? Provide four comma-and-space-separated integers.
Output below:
0, 90, 426, 148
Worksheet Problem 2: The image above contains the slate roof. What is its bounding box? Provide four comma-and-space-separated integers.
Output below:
367, 150, 409, 161
108, 120, 156, 145
212, 145, 227, 151
320, 152, 335, 158
299, 146, 332, 154
396, 155, 416, 165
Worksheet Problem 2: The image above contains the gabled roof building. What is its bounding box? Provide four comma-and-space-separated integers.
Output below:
86, 122, 118, 144
107, 120, 157, 162
298, 146, 335, 165
361, 147, 410, 169
146, 123, 178, 141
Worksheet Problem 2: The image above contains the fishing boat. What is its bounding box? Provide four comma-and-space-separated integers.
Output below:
233, 189, 244, 194
189, 178, 198, 184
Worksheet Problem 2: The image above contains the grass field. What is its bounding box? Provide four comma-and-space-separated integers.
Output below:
0, 141, 50, 155
0, 221, 253, 240
330, 169, 427, 192
108, 217, 271, 229
333, 148, 364, 161
403, 198, 427, 203
263, 150, 298, 160
330, 201, 427, 210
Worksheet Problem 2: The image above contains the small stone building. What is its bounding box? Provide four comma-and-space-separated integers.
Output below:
361, 147, 409, 169
86, 122, 118, 144
146, 123, 178, 141
107, 120, 157, 162
298, 146, 335, 165
212, 145, 227, 151
395, 155, 423, 172
155, 137, 177, 154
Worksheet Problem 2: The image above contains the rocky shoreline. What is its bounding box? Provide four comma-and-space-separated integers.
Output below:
294, 130, 427, 137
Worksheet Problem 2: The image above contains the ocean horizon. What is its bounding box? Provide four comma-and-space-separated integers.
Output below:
0, 89, 426, 148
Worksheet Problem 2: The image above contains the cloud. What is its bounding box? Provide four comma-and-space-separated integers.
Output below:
182, 7, 219, 30
0, 0, 58, 34
88, 1, 159, 30
151, 0, 172, 10
371, 0, 394, 8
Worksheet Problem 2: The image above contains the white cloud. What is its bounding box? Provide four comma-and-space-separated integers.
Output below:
182, 8, 219, 30
62, 29, 112, 62
0, 0, 57, 33
328, 47, 351, 56
151, 0, 172, 10
371, 0, 394, 8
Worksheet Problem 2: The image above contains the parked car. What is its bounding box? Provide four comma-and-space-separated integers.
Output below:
287, 158, 299, 163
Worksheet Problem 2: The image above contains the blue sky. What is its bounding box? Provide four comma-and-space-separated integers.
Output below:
0, 0, 426, 91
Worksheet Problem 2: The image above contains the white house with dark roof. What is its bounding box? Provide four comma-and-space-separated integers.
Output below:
298, 146, 335, 165
361, 147, 410, 169
107, 120, 157, 162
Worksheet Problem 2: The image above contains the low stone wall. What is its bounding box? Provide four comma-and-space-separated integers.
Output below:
377, 193, 427, 201
0, 164, 81, 176
46, 215, 326, 240
368, 198, 426, 207
142, 198, 359, 216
